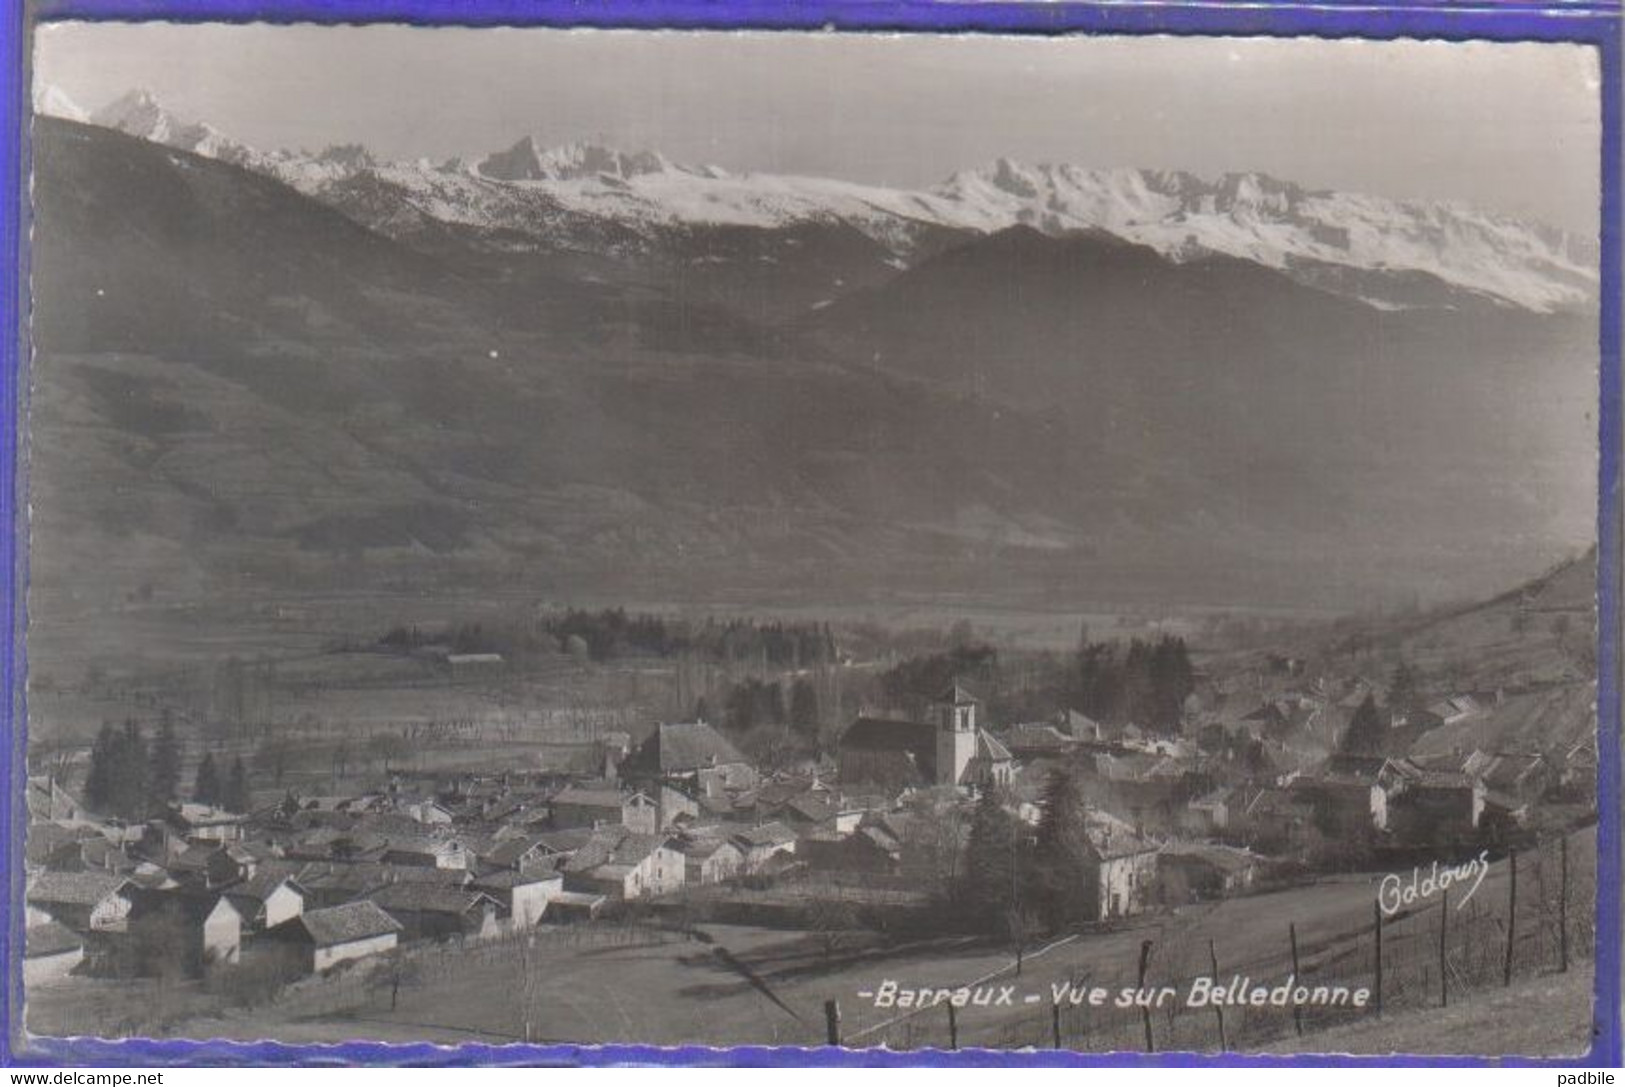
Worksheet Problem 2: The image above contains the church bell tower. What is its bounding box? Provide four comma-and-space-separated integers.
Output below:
934, 684, 979, 789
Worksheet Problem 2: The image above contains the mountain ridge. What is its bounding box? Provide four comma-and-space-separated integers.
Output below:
46, 86, 1600, 316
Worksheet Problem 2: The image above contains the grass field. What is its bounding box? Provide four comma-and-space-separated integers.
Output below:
85, 827, 1591, 1056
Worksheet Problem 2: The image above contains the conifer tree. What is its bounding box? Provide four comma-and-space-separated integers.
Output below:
959, 787, 1021, 930
224, 756, 251, 814
112, 720, 150, 822
788, 679, 819, 739
1338, 692, 1386, 756
149, 715, 181, 810
84, 723, 117, 814
1031, 765, 1095, 927
1388, 661, 1421, 715
193, 751, 220, 807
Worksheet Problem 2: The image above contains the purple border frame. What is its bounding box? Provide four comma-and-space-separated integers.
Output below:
1, 0, 1619, 1068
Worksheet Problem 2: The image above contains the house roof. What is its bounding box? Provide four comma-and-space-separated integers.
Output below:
367, 883, 497, 916
27, 871, 130, 907
562, 829, 671, 874
25, 822, 82, 864
295, 900, 403, 946
482, 836, 547, 867
1190, 786, 1235, 809
471, 868, 561, 891
381, 835, 461, 857
1462, 750, 1547, 789
1159, 842, 1261, 873
25, 921, 84, 958
976, 731, 1013, 762
1057, 709, 1103, 739
551, 785, 633, 810
172, 803, 243, 826
532, 829, 597, 855
628, 722, 748, 775
228, 870, 307, 904
1428, 695, 1483, 720
678, 836, 740, 860
1082, 810, 1156, 859
937, 683, 982, 705
1005, 724, 1078, 752
783, 794, 839, 824
1245, 787, 1310, 818
840, 718, 936, 755
731, 822, 795, 848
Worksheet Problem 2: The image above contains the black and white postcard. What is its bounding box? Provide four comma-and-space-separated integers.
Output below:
17, 25, 1607, 1057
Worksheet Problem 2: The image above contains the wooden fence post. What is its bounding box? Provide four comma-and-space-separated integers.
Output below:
1504, 848, 1518, 986
1209, 939, 1228, 1051
1559, 835, 1571, 974
1372, 900, 1384, 1017
1439, 888, 1449, 1008
1051, 1002, 1063, 1050
1289, 922, 1304, 1037
1138, 939, 1155, 1054
824, 999, 841, 1046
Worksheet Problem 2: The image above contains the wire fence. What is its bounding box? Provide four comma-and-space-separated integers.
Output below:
843, 826, 1596, 1053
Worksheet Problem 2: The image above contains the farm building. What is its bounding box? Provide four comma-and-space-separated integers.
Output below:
268, 900, 402, 974
26, 871, 133, 932
121, 890, 243, 975
676, 835, 744, 885
1157, 843, 1263, 903
380, 836, 469, 870
622, 721, 759, 801
561, 828, 685, 901
167, 803, 246, 843
549, 786, 658, 834
471, 867, 562, 927
223, 871, 308, 932
1461, 750, 1554, 804
1079, 809, 1159, 921
366, 883, 505, 943
730, 822, 797, 872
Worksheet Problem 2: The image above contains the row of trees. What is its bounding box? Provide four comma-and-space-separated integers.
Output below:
1070, 635, 1196, 734
542, 610, 840, 667
378, 610, 843, 668
704, 677, 821, 739
83, 717, 250, 821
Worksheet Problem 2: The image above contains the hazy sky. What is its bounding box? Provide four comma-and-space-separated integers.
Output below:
34, 24, 1602, 234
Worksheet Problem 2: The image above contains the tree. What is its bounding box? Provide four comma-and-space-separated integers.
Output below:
1388, 661, 1421, 715
1338, 693, 1386, 756
788, 679, 819, 739
806, 896, 860, 968
1031, 765, 1096, 928
194, 751, 221, 807
84, 723, 117, 814
149, 716, 181, 809
110, 720, 150, 822
224, 756, 251, 814
254, 736, 294, 787
958, 787, 1022, 930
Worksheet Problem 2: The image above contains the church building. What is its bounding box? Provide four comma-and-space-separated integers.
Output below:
838, 684, 1013, 793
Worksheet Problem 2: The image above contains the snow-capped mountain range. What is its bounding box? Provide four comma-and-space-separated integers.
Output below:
43, 86, 1600, 314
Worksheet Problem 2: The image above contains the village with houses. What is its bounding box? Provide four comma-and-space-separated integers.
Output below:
20, 550, 1600, 1050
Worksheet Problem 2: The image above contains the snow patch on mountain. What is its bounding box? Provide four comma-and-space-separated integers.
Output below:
33, 83, 89, 122
72, 89, 1600, 315
931, 161, 1597, 314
